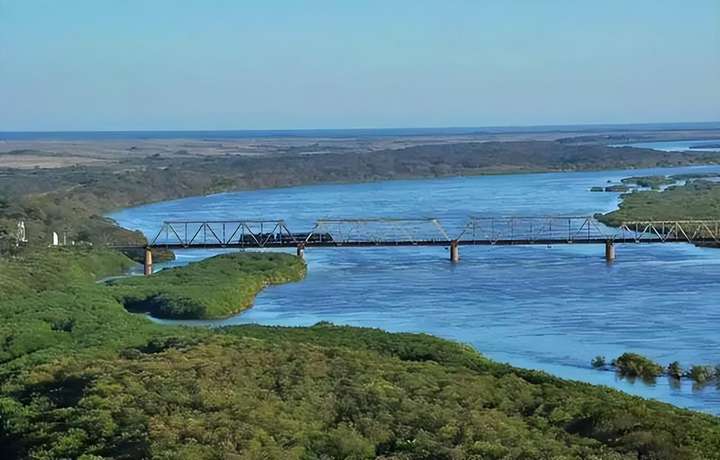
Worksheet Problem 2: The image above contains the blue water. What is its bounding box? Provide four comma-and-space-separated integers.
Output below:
617, 139, 720, 152
110, 164, 720, 414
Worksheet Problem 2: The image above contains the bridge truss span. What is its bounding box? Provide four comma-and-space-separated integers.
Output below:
308, 218, 451, 245
145, 217, 720, 249
457, 216, 609, 245
149, 219, 302, 248
617, 220, 720, 244
130, 216, 720, 274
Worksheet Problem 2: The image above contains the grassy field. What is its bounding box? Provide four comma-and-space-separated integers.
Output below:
109, 252, 306, 319
0, 248, 720, 459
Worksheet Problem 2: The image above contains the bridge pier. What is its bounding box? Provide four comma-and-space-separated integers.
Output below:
605, 240, 615, 263
450, 240, 460, 263
144, 248, 153, 276
296, 244, 305, 259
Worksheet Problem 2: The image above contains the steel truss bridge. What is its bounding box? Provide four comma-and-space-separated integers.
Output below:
125, 217, 720, 274
144, 217, 720, 248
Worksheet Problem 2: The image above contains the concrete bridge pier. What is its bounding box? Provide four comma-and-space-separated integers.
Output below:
450, 240, 460, 263
605, 240, 615, 263
144, 248, 153, 276
296, 243, 305, 259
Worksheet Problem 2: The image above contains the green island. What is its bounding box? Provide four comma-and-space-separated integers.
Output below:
599, 177, 720, 226
109, 252, 306, 319
1, 249, 720, 459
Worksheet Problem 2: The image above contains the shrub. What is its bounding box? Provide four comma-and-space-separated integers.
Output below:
612, 353, 663, 379
591, 355, 606, 368
667, 361, 683, 379
689, 365, 715, 384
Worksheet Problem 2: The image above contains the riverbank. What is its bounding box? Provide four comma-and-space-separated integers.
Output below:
109, 252, 306, 319
1, 247, 719, 459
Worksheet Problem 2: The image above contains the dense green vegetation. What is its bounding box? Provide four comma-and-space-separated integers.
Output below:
611, 353, 663, 380
109, 252, 306, 319
1, 248, 720, 459
599, 179, 720, 226
0, 249, 179, 374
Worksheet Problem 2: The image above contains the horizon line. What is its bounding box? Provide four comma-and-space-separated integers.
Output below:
2, 120, 720, 136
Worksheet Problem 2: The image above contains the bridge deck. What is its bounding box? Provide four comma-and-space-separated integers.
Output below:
130, 238, 719, 250
108, 217, 720, 250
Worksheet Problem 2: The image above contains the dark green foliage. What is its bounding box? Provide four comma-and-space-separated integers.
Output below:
690, 365, 715, 384
592, 355, 607, 368
612, 353, 663, 380
668, 361, 683, 379
3, 325, 720, 459
109, 252, 306, 319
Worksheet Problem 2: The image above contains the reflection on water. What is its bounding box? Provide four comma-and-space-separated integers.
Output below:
110, 164, 720, 414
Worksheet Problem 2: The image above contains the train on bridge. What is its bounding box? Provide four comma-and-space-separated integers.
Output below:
239, 232, 334, 244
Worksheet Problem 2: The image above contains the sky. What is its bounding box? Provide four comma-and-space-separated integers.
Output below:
0, 0, 719, 131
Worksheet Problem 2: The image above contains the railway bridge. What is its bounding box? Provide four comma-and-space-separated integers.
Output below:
125, 217, 720, 275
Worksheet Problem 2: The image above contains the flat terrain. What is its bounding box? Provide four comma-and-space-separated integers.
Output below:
2, 126, 719, 169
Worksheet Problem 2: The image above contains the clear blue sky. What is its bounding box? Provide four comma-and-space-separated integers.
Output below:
1, 0, 718, 131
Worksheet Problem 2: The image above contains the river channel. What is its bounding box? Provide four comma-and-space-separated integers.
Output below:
110, 164, 720, 414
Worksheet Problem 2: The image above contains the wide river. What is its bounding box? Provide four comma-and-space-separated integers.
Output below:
110, 164, 720, 414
